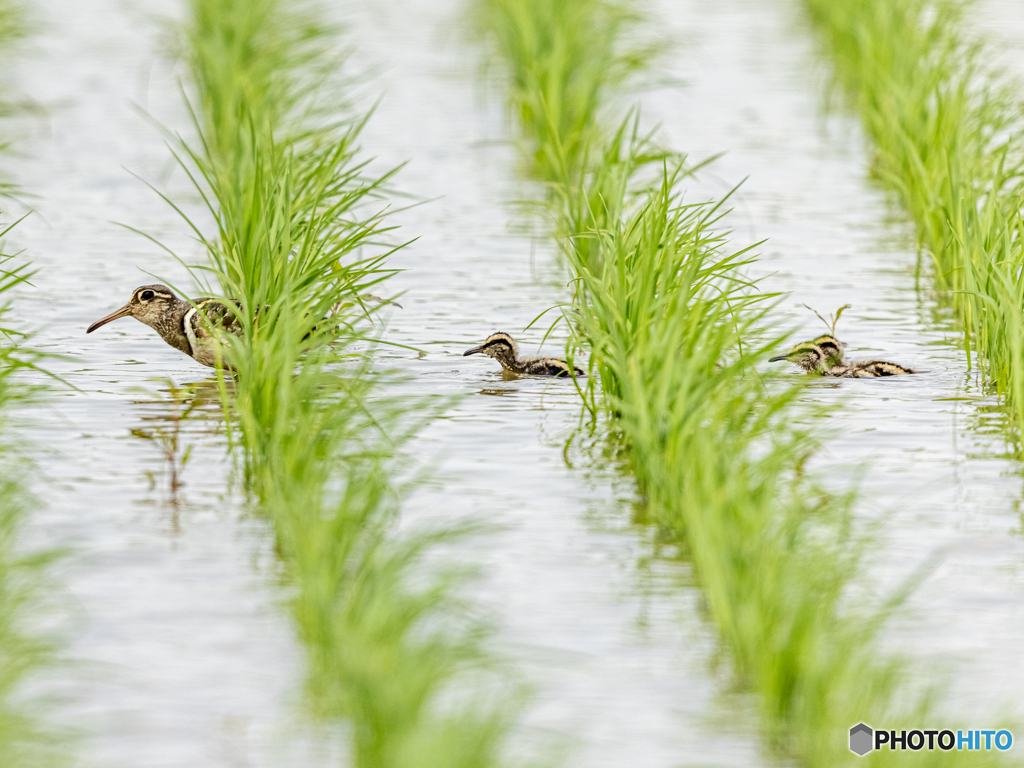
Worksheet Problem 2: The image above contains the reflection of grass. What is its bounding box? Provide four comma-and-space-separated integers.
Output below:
150, 0, 528, 765
475, 0, 1009, 764
130, 380, 205, 500
804, 0, 1024, 444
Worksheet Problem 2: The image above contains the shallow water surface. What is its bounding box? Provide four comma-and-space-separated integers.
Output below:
8, 0, 767, 765
643, 0, 1024, 719
6, 1, 331, 765
975, 0, 1024, 80
6, 0, 1024, 764
344, 0, 768, 764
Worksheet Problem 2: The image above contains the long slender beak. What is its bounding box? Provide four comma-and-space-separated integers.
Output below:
463, 345, 484, 357
768, 354, 789, 362
87, 304, 132, 334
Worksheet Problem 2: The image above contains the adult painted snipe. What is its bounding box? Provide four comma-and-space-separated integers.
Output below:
86, 284, 242, 368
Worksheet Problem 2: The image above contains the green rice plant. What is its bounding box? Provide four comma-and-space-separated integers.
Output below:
156, 0, 527, 765
555, 128, 911, 766
802, 0, 1024, 438
473, 0, 1016, 764
129, 379, 208, 500
471, 0, 656, 183
556, 149, 977, 766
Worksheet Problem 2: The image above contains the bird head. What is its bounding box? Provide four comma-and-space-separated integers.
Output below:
810, 334, 847, 366
87, 285, 180, 333
463, 332, 519, 363
770, 340, 831, 372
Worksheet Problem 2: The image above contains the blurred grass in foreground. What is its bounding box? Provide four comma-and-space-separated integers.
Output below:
804, 0, 1024, 444
145, 0, 530, 764
0, 245, 67, 768
0, 3, 69, 764
473, 0, 1017, 764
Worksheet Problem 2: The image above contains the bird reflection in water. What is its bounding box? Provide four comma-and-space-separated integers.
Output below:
129, 378, 223, 521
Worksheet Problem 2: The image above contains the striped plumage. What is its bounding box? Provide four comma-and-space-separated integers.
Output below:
463, 332, 584, 377
87, 284, 243, 368
826, 360, 917, 377
769, 334, 915, 377
769, 334, 846, 372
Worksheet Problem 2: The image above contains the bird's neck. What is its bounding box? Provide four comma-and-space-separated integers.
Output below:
495, 349, 527, 373
153, 299, 194, 354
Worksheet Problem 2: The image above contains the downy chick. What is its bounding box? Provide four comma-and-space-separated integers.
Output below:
463, 332, 584, 377
769, 334, 915, 377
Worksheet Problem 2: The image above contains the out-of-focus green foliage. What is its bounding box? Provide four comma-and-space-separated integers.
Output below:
0, 4, 69, 764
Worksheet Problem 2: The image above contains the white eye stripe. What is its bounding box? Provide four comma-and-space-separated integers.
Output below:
135, 290, 172, 302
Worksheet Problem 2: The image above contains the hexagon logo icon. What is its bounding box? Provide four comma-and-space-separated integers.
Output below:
850, 723, 874, 756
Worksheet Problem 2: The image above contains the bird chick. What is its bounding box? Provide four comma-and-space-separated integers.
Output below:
768, 334, 847, 372
463, 332, 584, 377
770, 335, 915, 377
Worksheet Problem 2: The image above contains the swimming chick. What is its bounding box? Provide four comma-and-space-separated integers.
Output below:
768, 334, 845, 372
463, 332, 584, 377
769, 334, 915, 377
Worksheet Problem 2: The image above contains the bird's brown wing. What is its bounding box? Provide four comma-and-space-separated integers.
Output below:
523, 357, 585, 377
189, 298, 245, 341
851, 360, 915, 376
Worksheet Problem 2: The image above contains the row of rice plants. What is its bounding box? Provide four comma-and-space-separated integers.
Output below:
0, 3, 70, 764
473, 0, 1009, 764
153, 0, 524, 764
802, 0, 1024, 436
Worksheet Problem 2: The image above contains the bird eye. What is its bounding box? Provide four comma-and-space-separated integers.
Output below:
141, 290, 155, 301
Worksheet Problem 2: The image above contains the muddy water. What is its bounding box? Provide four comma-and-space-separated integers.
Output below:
641, 0, 1024, 719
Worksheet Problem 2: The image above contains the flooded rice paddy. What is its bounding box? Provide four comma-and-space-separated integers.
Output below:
4, 0, 1024, 765
645, 0, 1024, 718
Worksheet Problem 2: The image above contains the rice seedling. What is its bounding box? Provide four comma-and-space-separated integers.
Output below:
474, 0, 1013, 764
471, 0, 656, 183
147, 0, 528, 764
802, 0, 1024, 439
